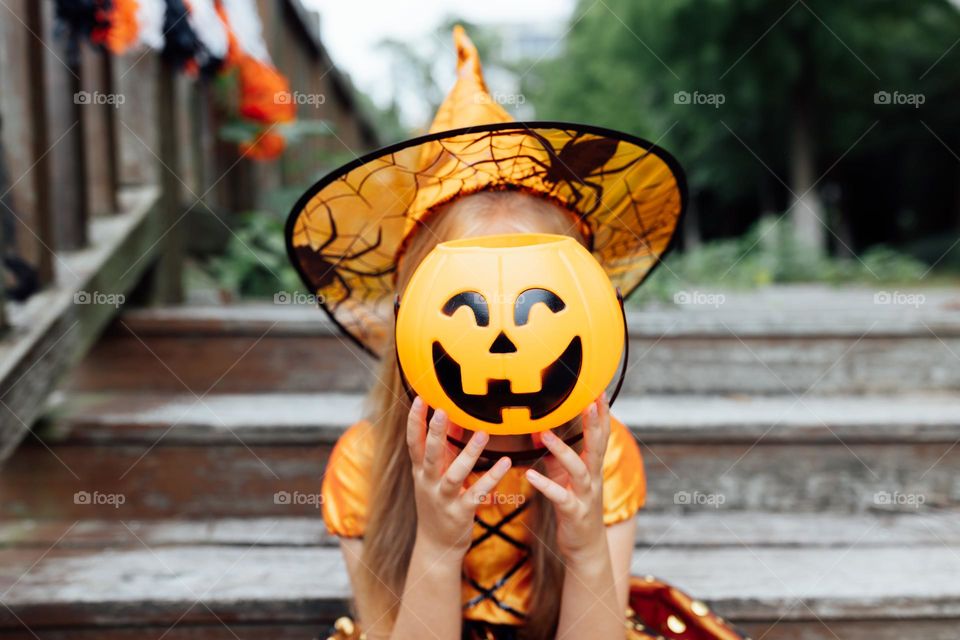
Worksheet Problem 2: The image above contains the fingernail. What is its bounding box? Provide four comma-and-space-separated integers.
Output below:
433, 409, 447, 424
541, 430, 557, 444
525, 468, 541, 482
412, 396, 423, 410
497, 456, 511, 471
474, 430, 489, 445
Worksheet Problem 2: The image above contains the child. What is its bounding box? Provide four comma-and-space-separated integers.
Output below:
287, 26, 743, 640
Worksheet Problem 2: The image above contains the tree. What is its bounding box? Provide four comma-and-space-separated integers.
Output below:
525, 0, 960, 256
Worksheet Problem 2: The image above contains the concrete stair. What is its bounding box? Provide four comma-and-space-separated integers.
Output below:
2, 289, 960, 638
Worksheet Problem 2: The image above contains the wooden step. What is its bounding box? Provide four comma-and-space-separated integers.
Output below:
0, 513, 959, 639
64, 291, 960, 395
0, 625, 321, 639
0, 186, 165, 462
41, 391, 960, 444
4, 511, 960, 550
4, 392, 959, 520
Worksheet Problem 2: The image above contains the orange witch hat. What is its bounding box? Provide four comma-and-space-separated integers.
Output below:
286, 26, 686, 358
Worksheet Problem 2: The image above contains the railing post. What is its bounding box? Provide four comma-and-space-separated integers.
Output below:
114, 53, 160, 187
0, 0, 54, 287
79, 43, 119, 216
40, 0, 87, 250
149, 59, 184, 303
0, 135, 7, 332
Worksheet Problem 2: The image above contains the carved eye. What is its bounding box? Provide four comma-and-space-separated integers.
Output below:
442, 291, 489, 326
514, 288, 565, 326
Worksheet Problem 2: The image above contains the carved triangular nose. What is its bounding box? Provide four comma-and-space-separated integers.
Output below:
489, 331, 517, 353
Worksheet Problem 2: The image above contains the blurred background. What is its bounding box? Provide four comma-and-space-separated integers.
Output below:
191, 0, 960, 303
1, 1, 960, 639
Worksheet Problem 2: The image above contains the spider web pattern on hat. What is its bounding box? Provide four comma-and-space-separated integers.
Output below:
286, 28, 686, 359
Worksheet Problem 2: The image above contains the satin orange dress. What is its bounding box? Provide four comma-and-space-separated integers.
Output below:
323, 415, 644, 625
322, 417, 747, 640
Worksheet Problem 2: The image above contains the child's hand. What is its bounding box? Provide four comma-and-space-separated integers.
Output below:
525, 393, 611, 562
406, 396, 512, 556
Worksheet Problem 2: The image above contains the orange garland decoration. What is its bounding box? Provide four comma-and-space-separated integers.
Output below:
239, 130, 287, 159
214, 0, 296, 159
237, 54, 296, 124
92, 0, 139, 55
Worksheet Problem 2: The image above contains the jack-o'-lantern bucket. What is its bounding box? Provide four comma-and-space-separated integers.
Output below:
395, 232, 627, 461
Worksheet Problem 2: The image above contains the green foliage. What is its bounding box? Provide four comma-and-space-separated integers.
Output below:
203, 211, 301, 299
633, 216, 929, 304
200, 4, 960, 300
218, 117, 337, 148
201, 206, 932, 301
525, 0, 960, 244
355, 91, 407, 145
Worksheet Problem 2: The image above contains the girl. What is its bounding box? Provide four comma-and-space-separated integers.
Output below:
286, 26, 743, 640
328, 190, 640, 640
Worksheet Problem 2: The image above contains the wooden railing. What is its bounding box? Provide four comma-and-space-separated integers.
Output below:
0, 0, 377, 459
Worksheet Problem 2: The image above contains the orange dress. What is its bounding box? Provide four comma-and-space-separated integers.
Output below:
322, 417, 746, 640
323, 415, 644, 624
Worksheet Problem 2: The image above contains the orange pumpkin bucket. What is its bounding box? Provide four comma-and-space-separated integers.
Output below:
395, 233, 627, 449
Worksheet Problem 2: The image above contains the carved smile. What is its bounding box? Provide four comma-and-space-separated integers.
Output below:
431, 336, 583, 424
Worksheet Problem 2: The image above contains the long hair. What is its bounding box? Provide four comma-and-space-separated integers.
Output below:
358, 190, 586, 640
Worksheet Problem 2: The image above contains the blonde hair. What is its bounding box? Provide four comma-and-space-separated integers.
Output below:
359, 190, 584, 639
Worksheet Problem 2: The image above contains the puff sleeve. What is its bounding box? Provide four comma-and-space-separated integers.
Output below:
321, 420, 376, 538
601, 415, 646, 525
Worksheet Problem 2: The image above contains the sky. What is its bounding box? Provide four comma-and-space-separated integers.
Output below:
302, 0, 576, 125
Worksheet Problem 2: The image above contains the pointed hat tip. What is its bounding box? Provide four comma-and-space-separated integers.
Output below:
423, 25, 513, 134
452, 25, 483, 81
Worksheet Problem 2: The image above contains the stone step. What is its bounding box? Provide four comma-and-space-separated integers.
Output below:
64, 293, 960, 395
1, 513, 959, 639
3, 392, 957, 520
